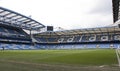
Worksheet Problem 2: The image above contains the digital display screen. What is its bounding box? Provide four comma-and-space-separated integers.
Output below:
47, 26, 53, 31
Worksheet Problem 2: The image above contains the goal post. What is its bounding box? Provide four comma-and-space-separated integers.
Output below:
116, 46, 120, 67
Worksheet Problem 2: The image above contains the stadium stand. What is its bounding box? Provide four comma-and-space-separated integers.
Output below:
0, 24, 31, 43
33, 26, 120, 49
34, 26, 120, 43
0, 7, 45, 50
0, 43, 40, 50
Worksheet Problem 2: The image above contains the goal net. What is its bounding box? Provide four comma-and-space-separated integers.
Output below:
116, 46, 120, 67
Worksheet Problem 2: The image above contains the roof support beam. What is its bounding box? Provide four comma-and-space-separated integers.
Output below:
3, 12, 11, 17
0, 10, 5, 14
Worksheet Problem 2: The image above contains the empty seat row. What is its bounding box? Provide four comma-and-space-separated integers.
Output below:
0, 43, 119, 50
0, 43, 38, 50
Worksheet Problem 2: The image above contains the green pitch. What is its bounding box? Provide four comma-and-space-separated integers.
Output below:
0, 49, 119, 71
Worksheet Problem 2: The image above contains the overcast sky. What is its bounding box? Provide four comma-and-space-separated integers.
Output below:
0, 0, 113, 30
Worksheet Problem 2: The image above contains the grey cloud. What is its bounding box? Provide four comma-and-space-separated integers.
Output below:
88, 0, 112, 15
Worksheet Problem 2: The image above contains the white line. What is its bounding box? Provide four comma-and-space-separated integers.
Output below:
116, 48, 120, 67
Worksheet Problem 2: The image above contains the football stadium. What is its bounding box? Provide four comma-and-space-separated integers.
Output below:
0, 0, 120, 71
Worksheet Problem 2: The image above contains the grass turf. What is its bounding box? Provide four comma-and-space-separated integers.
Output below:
0, 49, 119, 71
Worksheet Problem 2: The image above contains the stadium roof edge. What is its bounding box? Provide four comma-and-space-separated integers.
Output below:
35, 26, 119, 36
0, 7, 45, 30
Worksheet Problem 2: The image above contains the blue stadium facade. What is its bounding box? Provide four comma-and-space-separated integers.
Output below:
0, 0, 120, 50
